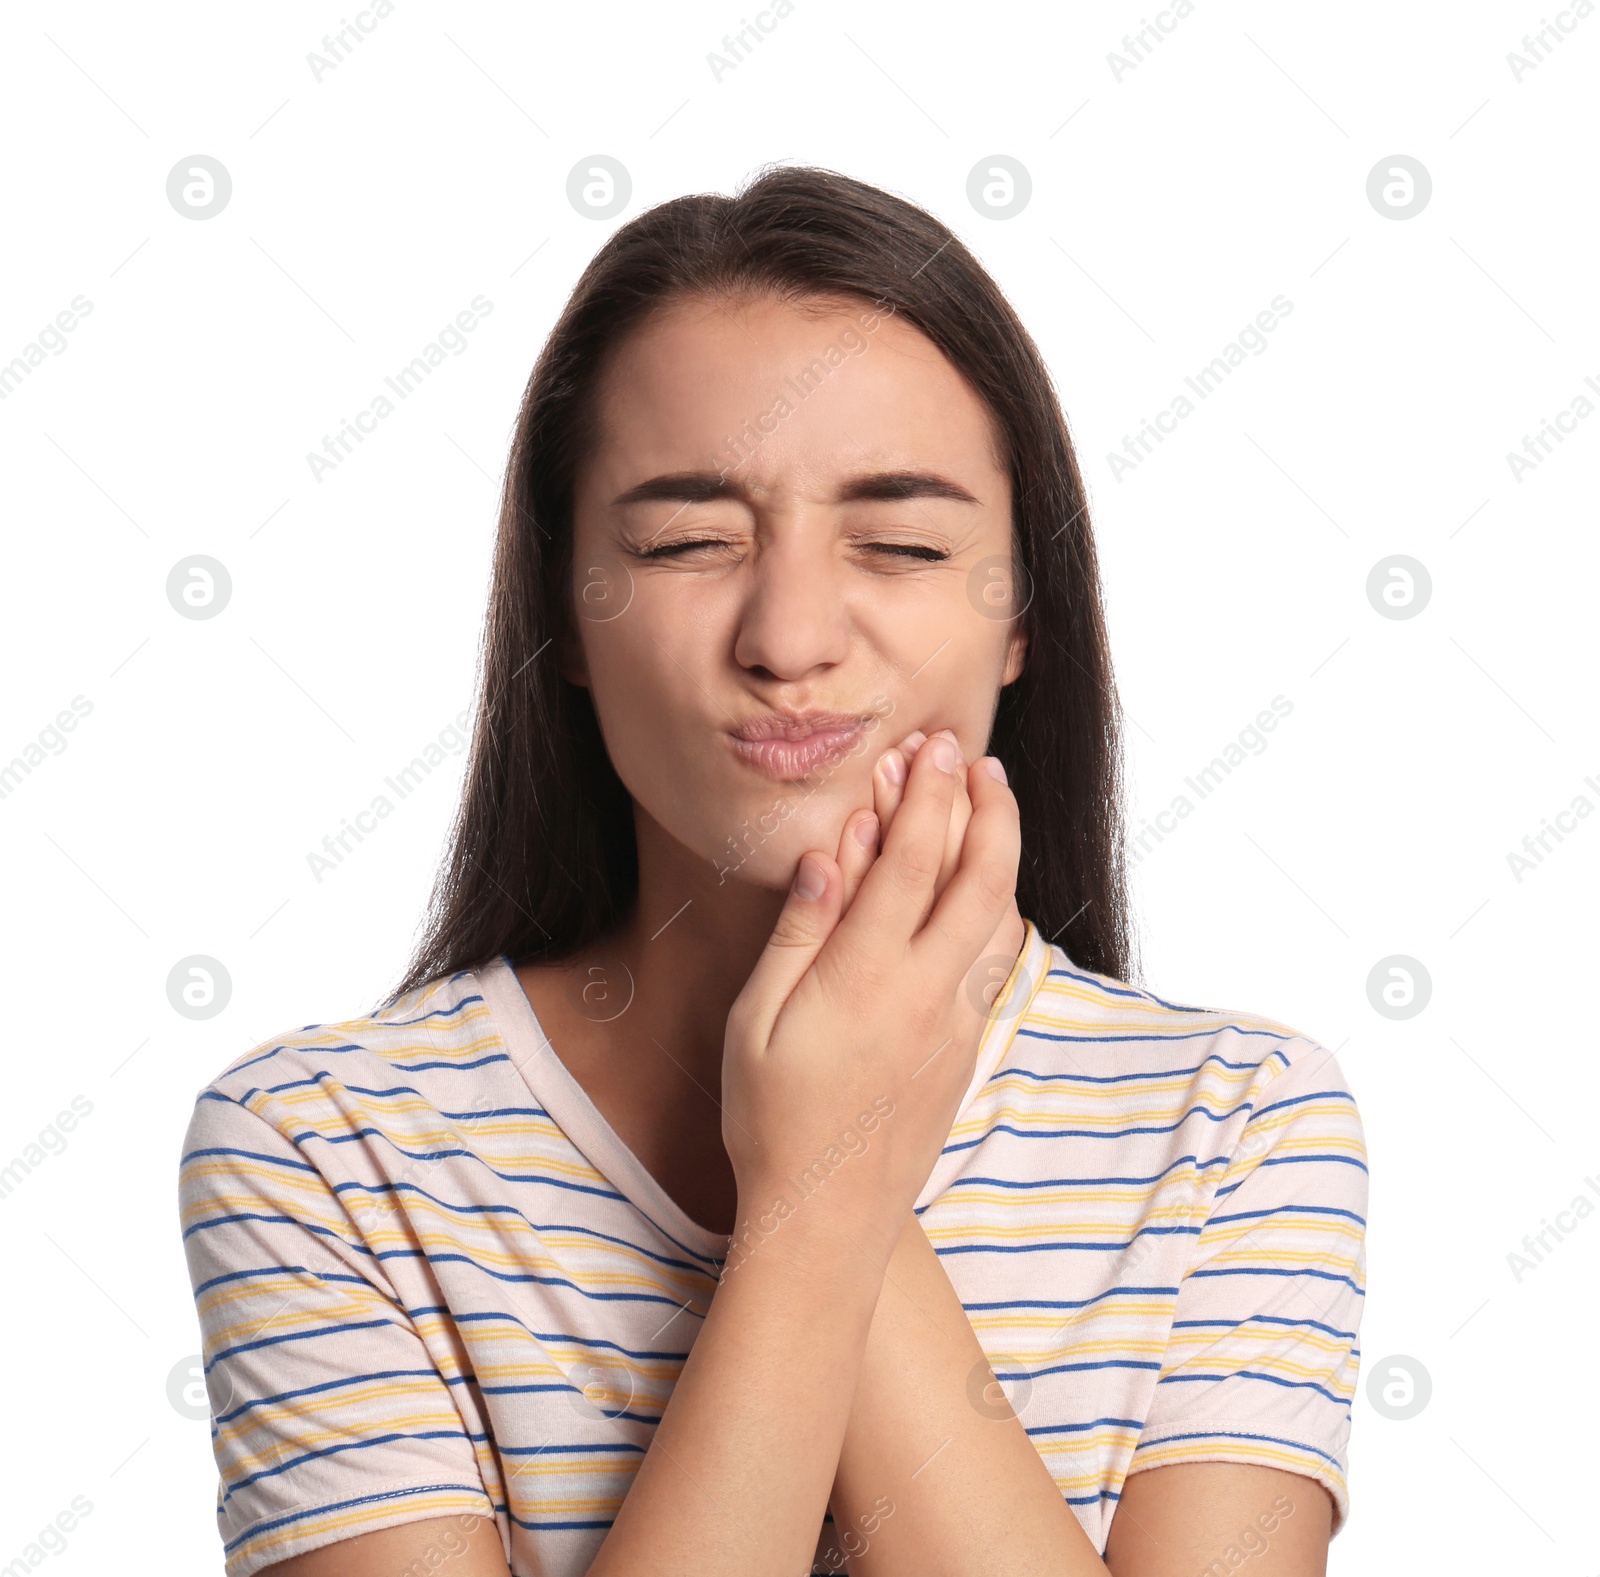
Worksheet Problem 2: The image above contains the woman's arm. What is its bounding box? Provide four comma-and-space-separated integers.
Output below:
824, 1214, 1334, 1577
590, 1203, 890, 1574
824, 1210, 1102, 1575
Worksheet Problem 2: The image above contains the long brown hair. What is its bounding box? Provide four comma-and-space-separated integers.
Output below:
386, 163, 1135, 1002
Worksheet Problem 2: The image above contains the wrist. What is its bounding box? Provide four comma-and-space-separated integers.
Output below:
725, 1184, 904, 1280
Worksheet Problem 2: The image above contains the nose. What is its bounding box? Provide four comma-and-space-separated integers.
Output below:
730, 523, 852, 682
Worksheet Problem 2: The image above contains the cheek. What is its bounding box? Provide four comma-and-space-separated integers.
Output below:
579, 605, 694, 775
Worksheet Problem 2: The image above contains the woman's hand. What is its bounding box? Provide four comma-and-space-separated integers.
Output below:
721, 733, 1020, 1261
846, 727, 1028, 1081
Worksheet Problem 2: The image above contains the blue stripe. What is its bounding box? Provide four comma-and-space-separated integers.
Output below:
1017, 1025, 1295, 1048
1171, 1313, 1359, 1342
1025, 1414, 1146, 1438
955, 1285, 1182, 1313
1157, 1369, 1352, 1406
264, 1120, 724, 1270
1186, 1266, 1366, 1295
1250, 1089, 1357, 1122
935, 1154, 1231, 1193
442, 1308, 699, 1361
499, 1439, 645, 1457
1213, 1154, 1369, 1201
326, 1180, 718, 1279
190, 1263, 369, 1298
1015, 1357, 1163, 1381
206, 1315, 399, 1372
991, 1054, 1275, 1086
944, 1103, 1260, 1153
376, 991, 485, 1026
357, 1249, 716, 1309
936, 1226, 1201, 1256
1208, 1203, 1367, 1228
181, 1140, 319, 1174
1043, 966, 1208, 1014
256, 1069, 548, 1121
214, 1367, 456, 1426
221, 1429, 480, 1504
227, 1041, 367, 1075
182, 1210, 370, 1251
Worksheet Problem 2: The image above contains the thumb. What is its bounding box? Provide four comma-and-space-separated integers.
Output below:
732, 851, 843, 1037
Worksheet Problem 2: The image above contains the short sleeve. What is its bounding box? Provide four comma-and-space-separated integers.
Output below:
178, 1088, 496, 1576
1128, 1039, 1368, 1534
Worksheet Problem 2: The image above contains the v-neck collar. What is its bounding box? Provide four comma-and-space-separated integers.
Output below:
473, 919, 1050, 1258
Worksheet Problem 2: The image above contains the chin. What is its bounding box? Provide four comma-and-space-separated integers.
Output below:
701, 791, 852, 890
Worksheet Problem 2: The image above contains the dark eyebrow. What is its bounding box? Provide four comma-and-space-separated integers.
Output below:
610, 469, 981, 508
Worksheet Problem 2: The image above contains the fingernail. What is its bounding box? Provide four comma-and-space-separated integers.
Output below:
880, 750, 906, 787
793, 855, 826, 900
934, 727, 963, 763
853, 812, 879, 849
928, 737, 956, 773
900, 730, 927, 752
982, 756, 1008, 785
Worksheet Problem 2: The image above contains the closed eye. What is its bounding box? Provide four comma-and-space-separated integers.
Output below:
862, 542, 950, 562
634, 538, 726, 560
634, 539, 950, 562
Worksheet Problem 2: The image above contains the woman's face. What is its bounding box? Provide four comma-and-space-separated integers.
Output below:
563, 290, 1027, 892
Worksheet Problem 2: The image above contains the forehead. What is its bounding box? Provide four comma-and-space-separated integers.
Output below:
584, 292, 1007, 496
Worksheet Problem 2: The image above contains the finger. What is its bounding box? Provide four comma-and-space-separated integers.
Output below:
730, 850, 846, 1038
833, 729, 963, 967
888, 731, 971, 909
925, 729, 972, 902
911, 755, 1020, 985
836, 808, 879, 913
873, 745, 908, 838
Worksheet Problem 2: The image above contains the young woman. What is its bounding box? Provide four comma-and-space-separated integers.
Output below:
179, 166, 1366, 1577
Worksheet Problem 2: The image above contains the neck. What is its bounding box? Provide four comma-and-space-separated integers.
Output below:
579, 805, 793, 1083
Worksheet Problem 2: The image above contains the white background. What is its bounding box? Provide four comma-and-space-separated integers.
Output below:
1, 0, 1594, 1571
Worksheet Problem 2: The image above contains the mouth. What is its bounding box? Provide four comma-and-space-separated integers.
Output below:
726, 711, 872, 783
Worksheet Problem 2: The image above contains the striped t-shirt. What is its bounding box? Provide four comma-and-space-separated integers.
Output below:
178, 919, 1367, 1575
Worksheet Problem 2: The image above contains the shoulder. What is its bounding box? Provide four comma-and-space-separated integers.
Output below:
181, 962, 504, 1154
1009, 926, 1362, 1139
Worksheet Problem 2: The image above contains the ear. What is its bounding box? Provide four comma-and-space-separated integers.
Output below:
1001, 626, 1028, 686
